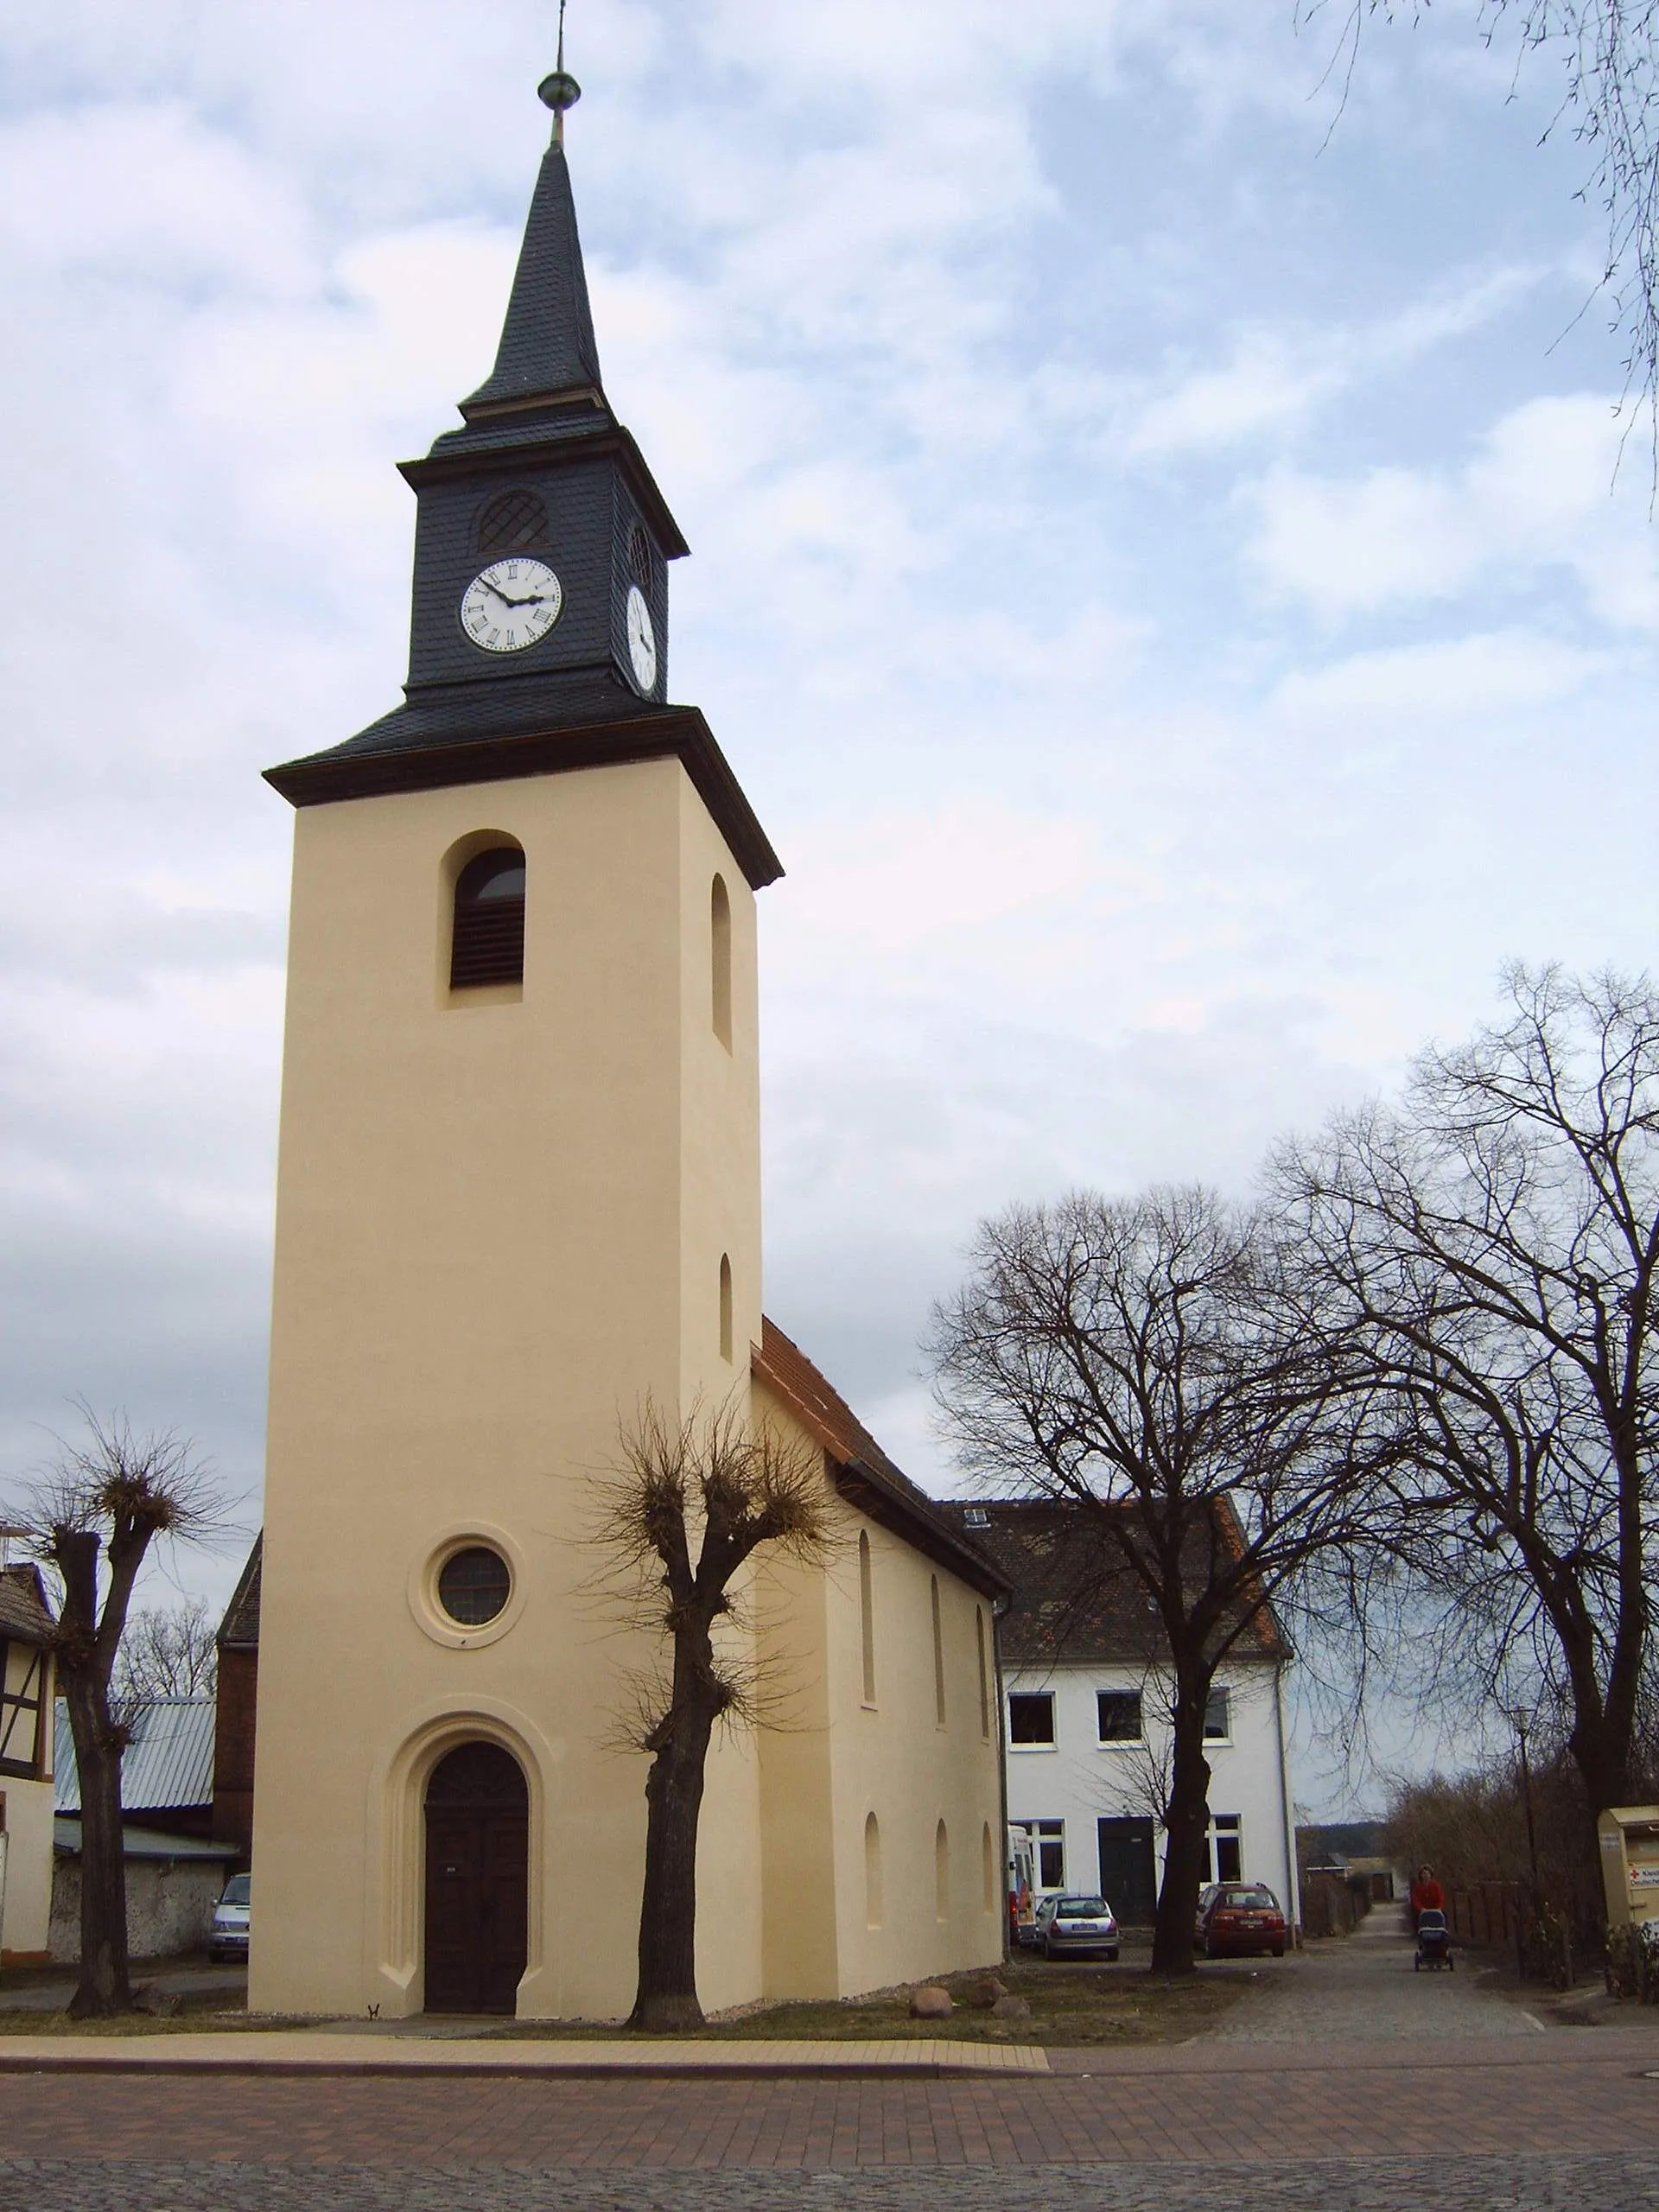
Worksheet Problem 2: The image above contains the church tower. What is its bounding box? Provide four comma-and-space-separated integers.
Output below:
249, 63, 780, 2021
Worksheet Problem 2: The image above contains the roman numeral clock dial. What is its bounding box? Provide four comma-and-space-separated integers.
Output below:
461, 558, 563, 652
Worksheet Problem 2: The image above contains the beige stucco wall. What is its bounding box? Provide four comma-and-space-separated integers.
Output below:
0, 1770, 57, 1962
251, 755, 765, 2020
753, 1382, 1005, 1999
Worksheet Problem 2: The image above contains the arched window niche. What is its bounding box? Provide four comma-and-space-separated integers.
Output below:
935, 1819, 951, 1923
442, 834, 525, 1002
864, 1811, 883, 1929
710, 874, 732, 1050
718, 1254, 734, 1363
858, 1531, 876, 1706
982, 1821, 996, 1915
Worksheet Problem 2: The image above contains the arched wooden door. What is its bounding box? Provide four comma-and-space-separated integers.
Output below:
423, 1741, 528, 2013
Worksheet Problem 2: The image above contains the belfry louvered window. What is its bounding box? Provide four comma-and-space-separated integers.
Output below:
450, 848, 526, 990
0, 1637, 46, 1780
477, 489, 550, 556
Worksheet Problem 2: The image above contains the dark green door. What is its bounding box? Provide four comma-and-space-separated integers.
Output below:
1097, 1816, 1157, 1924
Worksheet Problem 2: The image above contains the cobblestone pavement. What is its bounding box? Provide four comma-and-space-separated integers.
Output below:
0, 2044, 1654, 2167
1204, 1898, 1540, 2040
2, 2154, 1658, 2210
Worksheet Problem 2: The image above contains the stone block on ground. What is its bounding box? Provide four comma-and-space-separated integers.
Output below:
989, 1991, 1032, 2020
961, 1975, 1007, 2009
908, 1983, 953, 2018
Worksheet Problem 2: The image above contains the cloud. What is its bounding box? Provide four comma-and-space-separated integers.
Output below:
1246, 394, 1659, 628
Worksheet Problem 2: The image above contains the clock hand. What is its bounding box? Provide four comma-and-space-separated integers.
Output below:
487, 580, 553, 607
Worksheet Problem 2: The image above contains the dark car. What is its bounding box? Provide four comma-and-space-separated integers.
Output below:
1034, 1893, 1120, 1961
1198, 1881, 1286, 1958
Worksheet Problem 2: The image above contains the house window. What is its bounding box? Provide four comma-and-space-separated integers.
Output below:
935, 1819, 951, 1921
0, 1637, 47, 1779
1204, 1688, 1232, 1742
1097, 1691, 1143, 1743
858, 1531, 875, 1705
1008, 1692, 1055, 1746
930, 1575, 946, 1726
975, 1606, 989, 1739
718, 1254, 734, 1362
1207, 1813, 1243, 1884
710, 875, 732, 1049
477, 487, 550, 555
450, 846, 526, 989
436, 1547, 512, 1627
1013, 1817, 1065, 1891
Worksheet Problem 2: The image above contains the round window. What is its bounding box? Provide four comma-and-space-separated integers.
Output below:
436, 1546, 512, 1626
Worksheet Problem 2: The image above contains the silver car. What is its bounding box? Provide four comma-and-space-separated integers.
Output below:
1035, 1892, 1120, 1961
210, 1872, 251, 1962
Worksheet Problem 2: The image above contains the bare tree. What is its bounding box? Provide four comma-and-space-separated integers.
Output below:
597, 1400, 833, 2033
16, 1412, 222, 2017
1300, 3, 1659, 463
113, 1597, 218, 1709
1274, 963, 1659, 1897
929, 1185, 1380, 1975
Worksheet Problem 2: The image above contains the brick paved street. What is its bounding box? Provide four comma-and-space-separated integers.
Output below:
4, 1906, 1657, 2208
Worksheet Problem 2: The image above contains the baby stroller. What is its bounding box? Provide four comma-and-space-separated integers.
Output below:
1414, 1909, 1453, 1971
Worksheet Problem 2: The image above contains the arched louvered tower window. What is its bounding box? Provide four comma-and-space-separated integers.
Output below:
450, 846, 526, 990
477, 488, 550, 556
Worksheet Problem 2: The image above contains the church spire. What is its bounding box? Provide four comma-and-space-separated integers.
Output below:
462, 16, 601, 416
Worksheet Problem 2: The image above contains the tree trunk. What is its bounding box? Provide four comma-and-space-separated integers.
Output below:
628, 1694, 718, 2032
1152, 1698, 1211, 1978
62, 1674, 131, 2017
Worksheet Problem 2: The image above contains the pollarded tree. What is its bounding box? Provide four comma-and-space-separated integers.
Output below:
929, 1185, 1382, 1975
1274, 963, 1659, 1894
599, 1401, 833, 2032
16, 1412, 223, 2016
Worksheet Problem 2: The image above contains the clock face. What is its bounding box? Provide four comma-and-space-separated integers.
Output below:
626, 584, 658, 695
461, 559, 563, 653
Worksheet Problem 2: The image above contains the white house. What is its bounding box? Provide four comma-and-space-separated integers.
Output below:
945, 1500, 1300, 1932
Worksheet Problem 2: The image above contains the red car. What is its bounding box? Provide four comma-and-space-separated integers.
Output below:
1199, 1881, 1287, 1958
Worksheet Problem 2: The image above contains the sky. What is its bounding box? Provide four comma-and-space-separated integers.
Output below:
1, 2, 1654, 1796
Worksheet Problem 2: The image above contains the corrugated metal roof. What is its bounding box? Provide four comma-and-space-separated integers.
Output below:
54, 1696, 215, 1815
53, 1815, 236, 1863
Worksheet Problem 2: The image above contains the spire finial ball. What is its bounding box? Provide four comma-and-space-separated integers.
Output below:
538, 70, 582, 115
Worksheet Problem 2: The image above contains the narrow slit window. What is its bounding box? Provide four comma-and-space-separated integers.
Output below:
935, 1819, 951, 1922
710, 874, 732, 1048
982, 1822, 995, 1915
975, 1606, 989, 1739
930, 1575, 946, 1727
718, 1254, 733, 1363
450, 847, 525, 990
858, 1531, 876, 1704
864, 1811, 883, 1929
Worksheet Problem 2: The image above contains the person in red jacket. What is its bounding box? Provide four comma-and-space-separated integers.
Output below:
1410, 1866, 1446, 1927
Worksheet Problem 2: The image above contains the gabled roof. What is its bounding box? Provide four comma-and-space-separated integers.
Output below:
54, 1697, 216, 1816
932, 1498, 1287, 1668
218, 1535, 262, 1651
753, 1319, 1007, 1601
0, 1563, 54, 1645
